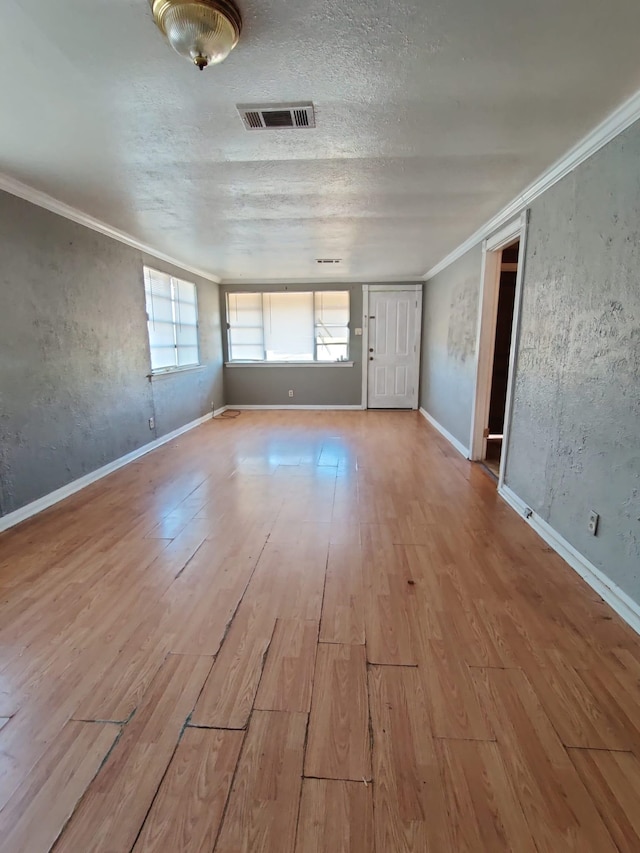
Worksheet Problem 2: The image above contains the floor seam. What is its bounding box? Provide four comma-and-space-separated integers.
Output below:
302, 774, 373, 783
49, 722, 126, 852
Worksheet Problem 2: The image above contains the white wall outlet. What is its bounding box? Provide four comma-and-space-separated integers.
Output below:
288, 389, 294, 397
588, 510, 599, 535
355, 327, 362, 336
148, 417, 155, 430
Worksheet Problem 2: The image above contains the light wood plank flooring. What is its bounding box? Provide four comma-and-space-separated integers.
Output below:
1, 410, 640, 851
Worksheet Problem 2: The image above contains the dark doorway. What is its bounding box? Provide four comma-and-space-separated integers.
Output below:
484, 241, 518, 478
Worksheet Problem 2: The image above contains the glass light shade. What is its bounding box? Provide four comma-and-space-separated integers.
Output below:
152, 0, 241, 69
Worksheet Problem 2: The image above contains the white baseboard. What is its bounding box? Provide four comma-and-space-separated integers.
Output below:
499, 484, 640, 636
230, 404, 365, 411
498, 484, 529, 516
213, 406, 228, 417
419, 408, 470, 459
0, 411, 214, 534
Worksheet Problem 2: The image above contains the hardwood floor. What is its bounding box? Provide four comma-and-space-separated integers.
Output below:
1, 410, 639, 851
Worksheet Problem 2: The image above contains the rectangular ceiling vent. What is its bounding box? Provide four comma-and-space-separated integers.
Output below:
316, 258, 342, 264
238, 103, 316, 131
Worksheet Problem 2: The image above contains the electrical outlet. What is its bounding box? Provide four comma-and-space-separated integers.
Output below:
148, 417, 155, 430
288, 389, 294, 397
588, 510, 599, 536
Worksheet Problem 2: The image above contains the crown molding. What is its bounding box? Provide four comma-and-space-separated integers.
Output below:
0, 172, 222, 284
424, 87, 640, 281
221, 275, 425, 286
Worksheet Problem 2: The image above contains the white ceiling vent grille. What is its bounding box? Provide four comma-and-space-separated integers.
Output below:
316, 258, 342, 265
237, 103, 316, 131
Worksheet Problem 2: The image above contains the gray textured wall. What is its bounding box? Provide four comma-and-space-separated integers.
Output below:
419, 245, 482, 448
220, 284, 364, 406
0, 191, 223, 517
505, 122, 640, 599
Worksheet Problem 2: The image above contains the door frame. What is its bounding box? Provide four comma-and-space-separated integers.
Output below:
361, 283, 423, 410
469, 210, 529, 488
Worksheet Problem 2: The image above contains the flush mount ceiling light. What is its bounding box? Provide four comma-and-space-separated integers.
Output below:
151, 0, 242, 70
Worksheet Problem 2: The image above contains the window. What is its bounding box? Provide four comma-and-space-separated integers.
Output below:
227, 290, 350, 363
144, 267, 199, 372
226, 292, 265, 361
315, 290, 350, 362
264, 292, 315, 361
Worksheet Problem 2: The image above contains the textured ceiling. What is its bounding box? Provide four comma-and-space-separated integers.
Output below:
2, 0, 640, 281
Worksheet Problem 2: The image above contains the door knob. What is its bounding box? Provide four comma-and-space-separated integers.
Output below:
369, 356, 374, 361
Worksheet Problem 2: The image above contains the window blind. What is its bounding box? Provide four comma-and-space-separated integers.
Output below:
314, 291, 350, 362
226, 290, 350, 363
227, 292, 264, 361
263, 292, 315, 361
144, 267, 199, 372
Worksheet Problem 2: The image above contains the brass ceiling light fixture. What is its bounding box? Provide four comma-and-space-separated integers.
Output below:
151, 0, 242, 70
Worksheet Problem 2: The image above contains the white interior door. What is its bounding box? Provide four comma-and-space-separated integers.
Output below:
367, 288, 421, 409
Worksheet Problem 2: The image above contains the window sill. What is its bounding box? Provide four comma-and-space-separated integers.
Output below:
224, 361, 354, 368
148, 364, 205, 380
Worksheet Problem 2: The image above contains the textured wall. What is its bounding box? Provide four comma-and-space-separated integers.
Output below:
505, 122, 640, 599
221, 284, 363, 407
0, 192, 223, 517
419, 245, 482, 448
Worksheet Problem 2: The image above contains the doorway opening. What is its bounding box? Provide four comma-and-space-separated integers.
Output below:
483, 241, 519, 478
469, 211, 528, 487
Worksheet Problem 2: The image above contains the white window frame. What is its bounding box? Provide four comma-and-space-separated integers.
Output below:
225, 290, 352, 366
144, 267, 200, 375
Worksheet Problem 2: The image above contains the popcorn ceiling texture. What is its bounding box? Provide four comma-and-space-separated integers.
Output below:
3, 0, 640, 280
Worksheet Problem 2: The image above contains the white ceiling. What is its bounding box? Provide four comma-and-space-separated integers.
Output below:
3, 0, 640, 282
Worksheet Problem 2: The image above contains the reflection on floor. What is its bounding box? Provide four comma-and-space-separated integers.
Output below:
0, 411, 639, 852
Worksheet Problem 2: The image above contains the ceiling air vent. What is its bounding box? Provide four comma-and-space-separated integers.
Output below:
316, 258, 342, 265
238, 103, 316, 131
